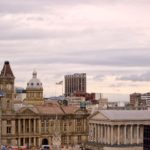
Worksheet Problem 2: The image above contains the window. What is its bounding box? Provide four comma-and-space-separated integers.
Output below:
62, 136, 67, 144
41, 121, 44, 127
76, 119, 82, 132
51, 121, 54, 126
64, 122, 67, 132
77, 119, 81, 126
7, 120, 11, 125
7, 127, 11, 134
78, 136, 81, 144
46, 120, 49, 127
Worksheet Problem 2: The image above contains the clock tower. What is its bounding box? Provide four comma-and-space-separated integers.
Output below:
0, 61, 15, 112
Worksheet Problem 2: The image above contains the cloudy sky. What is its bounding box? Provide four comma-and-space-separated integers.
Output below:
0, 0, 150, 101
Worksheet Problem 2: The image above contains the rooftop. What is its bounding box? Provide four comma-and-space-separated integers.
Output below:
0, 61, 14, 78
92, 110, 150, 121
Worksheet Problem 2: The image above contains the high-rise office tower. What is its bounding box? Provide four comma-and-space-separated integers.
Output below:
65, 73, 86, 96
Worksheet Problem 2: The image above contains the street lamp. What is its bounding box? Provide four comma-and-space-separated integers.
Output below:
0, 91, 5, 147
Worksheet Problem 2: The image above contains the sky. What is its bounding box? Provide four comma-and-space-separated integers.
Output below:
0, 0, 150, 101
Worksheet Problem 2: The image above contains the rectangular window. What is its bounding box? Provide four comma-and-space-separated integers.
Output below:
7, 127, 11, 134
77, 119, 81, 126
78, 136, 81, 144
64, 122, 67, 132
62, 136, 67, 144
7, 120, 11, 125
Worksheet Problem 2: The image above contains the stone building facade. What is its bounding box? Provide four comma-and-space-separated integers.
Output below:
86, 110, 150, 150
0, 61, 89, 148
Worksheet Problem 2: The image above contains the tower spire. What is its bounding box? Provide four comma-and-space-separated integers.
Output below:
0, 61, 15, 79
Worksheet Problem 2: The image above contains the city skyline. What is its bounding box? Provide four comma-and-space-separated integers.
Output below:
0, 0, 150, 99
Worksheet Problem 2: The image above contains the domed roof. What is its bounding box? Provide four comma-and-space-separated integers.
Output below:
27, 71, 43, 89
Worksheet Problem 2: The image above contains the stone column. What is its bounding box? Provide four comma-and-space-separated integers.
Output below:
94, 124, 96, 142
124, 125, 126, 145
74, 119, 76, 132
38, 119, 41, 134
107, 125, 110, 144
95, 124, 97, 142
100, 124, 103, 143
34, 119, 36, 133
18, 138, 20, 147
117, 125, 120, 145
103, 125, 105, 144
102, 124, 105, 144
18, 119, 21, 134
90, 124, 92, 141
98, 125, 100, 143
33, 137, 36, 146
38, 138, 41, 147
130, 125, 133, 144
105, 125, 107, 144
29, 138, 31, 148
29, 119, 31, 133
111, 125, 114, 145
45, 120, 47, 133
106, 125, 109, 144
97, 124, 99, 143
137, 125, 139, 144
23, 119, 25, 133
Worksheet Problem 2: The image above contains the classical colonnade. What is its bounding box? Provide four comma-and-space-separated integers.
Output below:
89, 123, 143, 145
16, 118, 41, 146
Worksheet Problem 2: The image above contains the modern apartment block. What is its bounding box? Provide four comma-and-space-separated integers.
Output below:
65, 73, 86, 97
130, 93, 147, 109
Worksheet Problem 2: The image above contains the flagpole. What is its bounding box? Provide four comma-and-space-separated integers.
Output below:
62, 81, 63, 96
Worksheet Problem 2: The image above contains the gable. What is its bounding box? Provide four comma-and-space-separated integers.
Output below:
75, 109, 88, 115
19, 108, 37, 115
90, 111, 108, 121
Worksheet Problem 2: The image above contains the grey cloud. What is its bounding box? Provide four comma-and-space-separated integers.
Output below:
1, 48, 150, 67
93, 74, 105, 81
0, 0, 150, 14
117, 71, 150, 82
110, 83, 124, 87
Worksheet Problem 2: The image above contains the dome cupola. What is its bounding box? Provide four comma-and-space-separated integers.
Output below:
25, 70, 44, 105
27, 71, 43, 89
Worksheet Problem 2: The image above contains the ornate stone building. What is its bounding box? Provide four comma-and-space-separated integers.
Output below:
0, 61, 89, 148
86, 110, 150, 150
24, 70, 44, 105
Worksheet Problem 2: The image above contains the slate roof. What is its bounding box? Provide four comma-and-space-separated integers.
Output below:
99, 110, 150, 120
14, 101, 81, 115
61, 105, 79, 114
0, 61, 14, 78
36, 105, 64, 115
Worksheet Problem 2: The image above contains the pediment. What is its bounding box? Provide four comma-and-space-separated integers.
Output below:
19, 107, 37, 115
75, 109, 88, 115
90, 111, 108, 120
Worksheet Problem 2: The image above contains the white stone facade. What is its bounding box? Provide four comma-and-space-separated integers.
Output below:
86, 110, 150, 150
